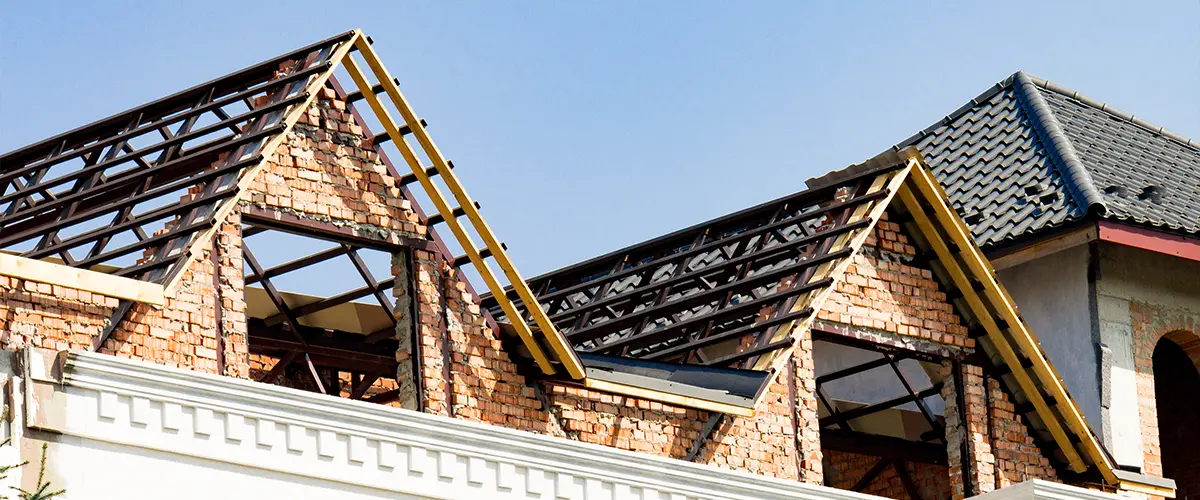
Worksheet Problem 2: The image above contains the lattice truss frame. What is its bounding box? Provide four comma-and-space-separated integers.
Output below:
0, 34, 346, 284
0, 30, 582, 381
1, 30, 1131, 491
484, 157, 911, 380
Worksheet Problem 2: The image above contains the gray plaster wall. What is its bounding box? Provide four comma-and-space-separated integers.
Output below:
996, 245, 1100, 434
1093, 242, 1200, 469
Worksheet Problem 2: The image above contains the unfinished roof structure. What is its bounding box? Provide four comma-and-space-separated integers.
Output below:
481, 148, 1142, 491
0, 30, 580, 396
0, 32, 1172, 499
894, 71, 1200, 250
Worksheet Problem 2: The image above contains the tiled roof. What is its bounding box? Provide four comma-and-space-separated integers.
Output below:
894, 71, 1200, 247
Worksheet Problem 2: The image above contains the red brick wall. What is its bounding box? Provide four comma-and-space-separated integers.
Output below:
987, 377, 1057, 488
823, 449, 950, 500
819, 212, 973, 349
943, 362, 1057, 499
544, 374, 810, 479
244, 86, 423, 240
1129, 300, 1200, 480
404, 246, 827, 481
0, 221, 247, 377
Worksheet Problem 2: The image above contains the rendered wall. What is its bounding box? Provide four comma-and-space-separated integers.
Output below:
995, 245, 1099, 440
1094, 242, 1200, 479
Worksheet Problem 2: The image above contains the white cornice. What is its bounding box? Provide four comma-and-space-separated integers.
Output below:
26, 349, 887, 500
970, 481, 1124, 500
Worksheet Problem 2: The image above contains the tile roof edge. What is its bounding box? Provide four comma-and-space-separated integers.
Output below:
1012, 71, 1108, 216
890, 73, 1020, 152
1026, 74, 1200, 152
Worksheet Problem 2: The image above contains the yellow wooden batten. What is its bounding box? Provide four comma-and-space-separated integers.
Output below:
582, 378, 756, 417
126, 32, 1145, 493
153, 30, 584, 380
0, 252, 165, 305
342, 37, 584, 379
902, 164, 1120, 484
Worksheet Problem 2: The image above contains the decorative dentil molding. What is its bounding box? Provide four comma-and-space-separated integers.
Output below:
22, 349, 889, 500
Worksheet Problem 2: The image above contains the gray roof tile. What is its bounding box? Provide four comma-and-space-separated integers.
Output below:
894, 72, 1200, 247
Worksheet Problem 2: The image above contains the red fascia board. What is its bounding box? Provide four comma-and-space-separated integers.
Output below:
1098, 221, 1200, 263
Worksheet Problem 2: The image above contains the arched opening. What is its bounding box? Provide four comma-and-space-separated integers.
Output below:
1153, 335, 1200, 500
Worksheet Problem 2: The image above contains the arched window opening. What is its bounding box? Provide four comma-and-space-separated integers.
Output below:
1153, 335, 1200, 500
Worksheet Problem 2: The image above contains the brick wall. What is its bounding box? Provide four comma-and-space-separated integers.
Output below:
243, 87, 423, 241
823, 449, 950, 500
986, 377, 1057, 488
0, 219, 247, 376
403, 246, 827, 481
819, 212, 973, 350
942, 362, 1057, 499
1129, 300, 1200, 479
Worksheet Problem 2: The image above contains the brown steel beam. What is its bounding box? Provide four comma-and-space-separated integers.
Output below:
821, 429, 947, 466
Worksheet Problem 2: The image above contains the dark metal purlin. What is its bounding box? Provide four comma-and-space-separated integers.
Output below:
349, 363, 391, 399
243, 243, 326, 392
344, 245, 396, 324
245, 246, 349, 285
88, 91, 217, 260
260, 276, 397, 327
887, 354, 945, 443
0, 35, 350, 283
476, 161, 902, 372
1, 30, 355, 167
93, 300, 134, 352
951, 359, 975, 496
257, 349, 301, 384
852, 458, 892, 492
817, 385, 853, 430
685, 413, 724, 462
894, 461, 924, 500
821, 429, 948, 466
817, 385, 943, 427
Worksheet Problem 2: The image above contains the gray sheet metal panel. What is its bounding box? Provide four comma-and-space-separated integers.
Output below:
579, 353, 767, 407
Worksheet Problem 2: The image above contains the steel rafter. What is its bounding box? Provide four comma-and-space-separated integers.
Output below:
0, 31, 355, 286
482, 161, 906, 371
240, 216, 413, 401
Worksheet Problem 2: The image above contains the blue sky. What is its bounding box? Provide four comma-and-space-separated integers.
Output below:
3, 1, 1198, 282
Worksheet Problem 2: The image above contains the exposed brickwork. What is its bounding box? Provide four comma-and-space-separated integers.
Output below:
541, 353, 821, 481
0, 277, 120, 352
243, 87, 423, 242
819, 212, 973, 349
942, 362, 1057, 499
1129, 300, 1200, 481
1, 73, 1096, 499
0, 217, 247, 376
410, 249, 561, 434
823, 449, 950, 500
986, 377, 1057, 487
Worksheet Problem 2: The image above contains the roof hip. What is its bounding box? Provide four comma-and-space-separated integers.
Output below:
1011, 71, 1107, 216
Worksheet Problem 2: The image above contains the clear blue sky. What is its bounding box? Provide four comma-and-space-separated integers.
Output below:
3, 2, 1198, 283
